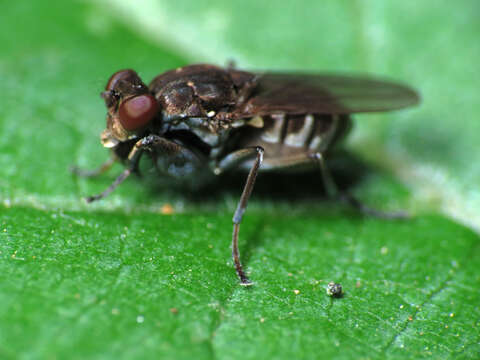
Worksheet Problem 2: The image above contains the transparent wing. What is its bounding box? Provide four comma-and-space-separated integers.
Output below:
235, 73, 420, 117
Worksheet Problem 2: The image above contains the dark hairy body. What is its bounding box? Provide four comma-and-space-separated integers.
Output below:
75, 64, 419, 285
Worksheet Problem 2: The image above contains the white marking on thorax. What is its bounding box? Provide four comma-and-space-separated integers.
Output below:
284, 114, 315, 147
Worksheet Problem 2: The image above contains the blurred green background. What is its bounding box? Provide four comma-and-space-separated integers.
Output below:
1, 1, 479, 359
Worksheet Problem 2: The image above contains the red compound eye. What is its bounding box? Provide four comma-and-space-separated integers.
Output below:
118, 94, 158, 131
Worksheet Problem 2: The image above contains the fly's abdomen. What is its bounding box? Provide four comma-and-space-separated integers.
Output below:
235, 113, 351, 170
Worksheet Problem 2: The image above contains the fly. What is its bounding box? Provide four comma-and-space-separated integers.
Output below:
73, 64, 420, 286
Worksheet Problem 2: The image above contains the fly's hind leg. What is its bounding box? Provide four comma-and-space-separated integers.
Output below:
310, 152, 409, 219
215, 146, 264, 286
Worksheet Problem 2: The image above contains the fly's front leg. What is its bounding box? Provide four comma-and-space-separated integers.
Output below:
86, 135, 181, 203
309, 152, 408, 219
70, 157, 116, 178
215, 146, 264, 286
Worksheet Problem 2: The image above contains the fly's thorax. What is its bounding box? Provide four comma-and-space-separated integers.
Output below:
149, 64, 239, 119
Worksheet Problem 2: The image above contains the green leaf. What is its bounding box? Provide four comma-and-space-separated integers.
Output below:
1, 1, 479, 359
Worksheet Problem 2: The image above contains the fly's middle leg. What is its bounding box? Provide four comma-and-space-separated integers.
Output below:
215, 146, 264, 286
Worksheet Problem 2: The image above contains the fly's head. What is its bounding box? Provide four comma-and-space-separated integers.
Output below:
100, 70, 159, 149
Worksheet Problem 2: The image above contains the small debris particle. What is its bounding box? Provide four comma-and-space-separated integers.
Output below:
400, 304, 405, 309
288, 273, 293, 277
260, 317, 265, 323
293, 289, 300, 295
408, 316, 413, 321
207, 110, 216, 118
161, 203, 174, 215
111, 308, 120, 315
449, 312, 455, 318
3, 228, 6, 232
136, 315, 145, 324
170, 308, 178, 314
445, 325, 449, 329
326, 282, 343, 297
208, 244, 213, 249
380, 246, 388, 255
74, 293, 81, 300
419, 331, 424, 336
355, 280, 361, 288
